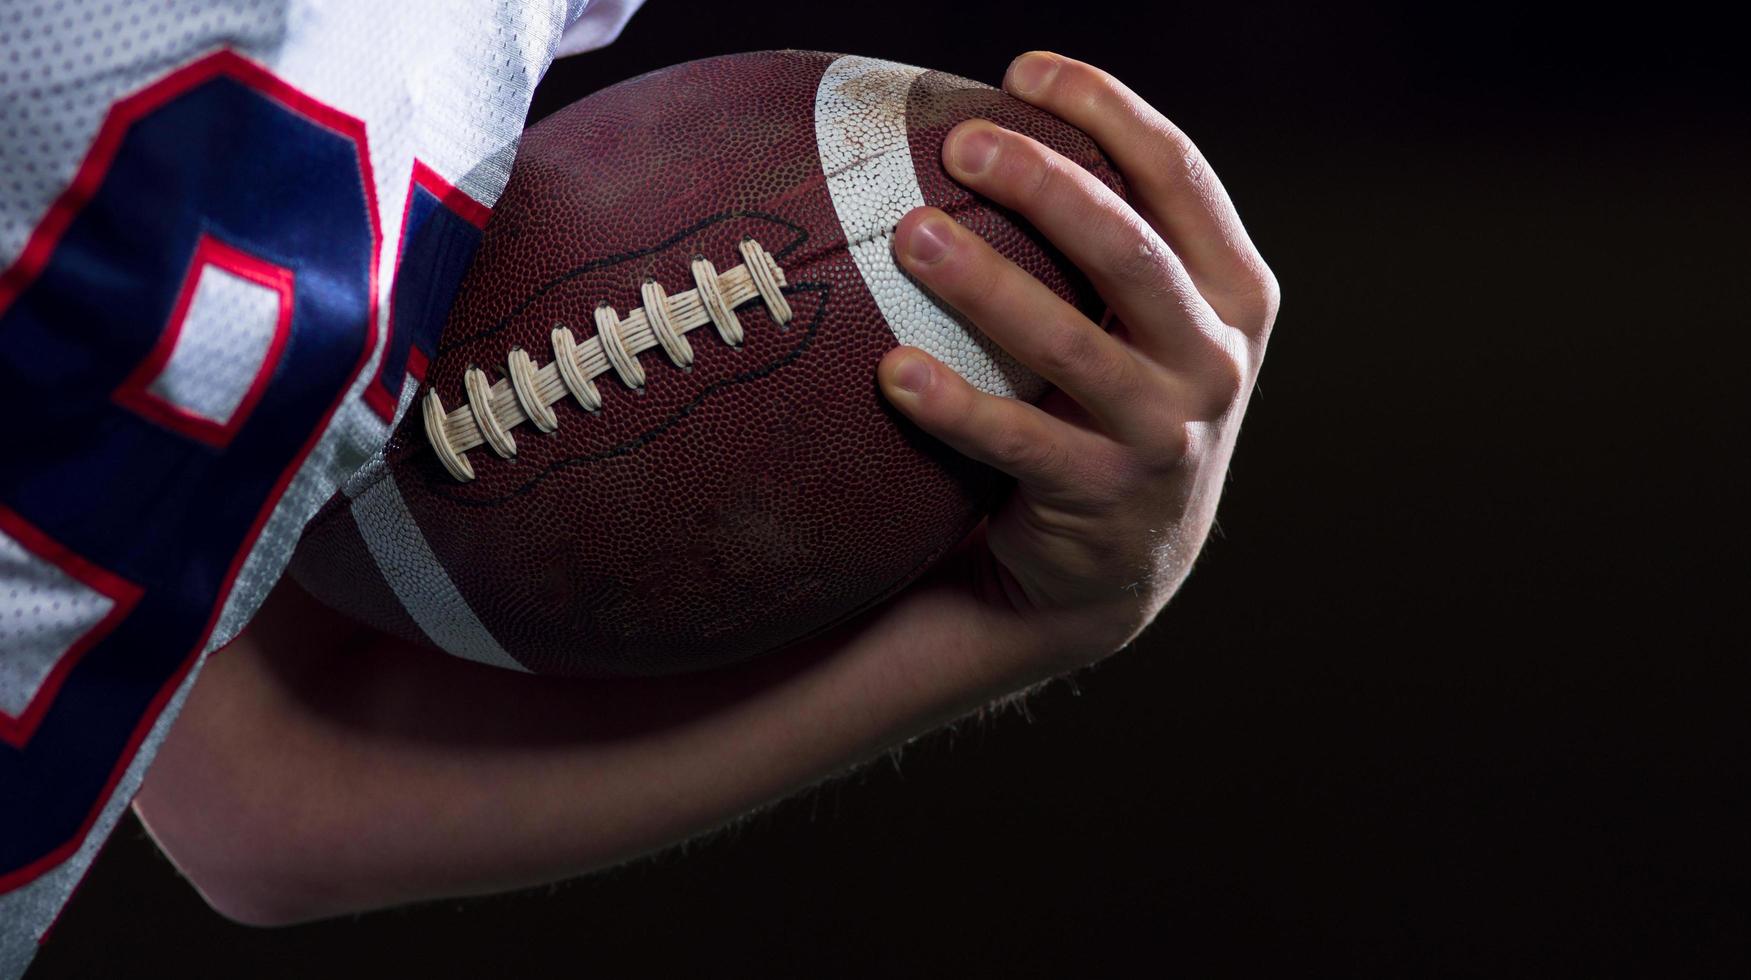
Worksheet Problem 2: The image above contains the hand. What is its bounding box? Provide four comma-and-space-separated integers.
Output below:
878, 51, 1280, 669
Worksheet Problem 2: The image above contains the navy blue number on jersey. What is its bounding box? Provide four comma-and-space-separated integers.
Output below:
364, 162, 488, 420
0, 50, 477, 890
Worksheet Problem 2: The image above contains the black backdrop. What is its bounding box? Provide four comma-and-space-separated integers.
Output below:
30, 2, 1747, 976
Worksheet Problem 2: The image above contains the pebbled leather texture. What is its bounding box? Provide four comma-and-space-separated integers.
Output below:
290, 50, 1125, 676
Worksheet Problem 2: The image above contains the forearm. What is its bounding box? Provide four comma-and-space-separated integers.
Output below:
134, 539, 1050, 925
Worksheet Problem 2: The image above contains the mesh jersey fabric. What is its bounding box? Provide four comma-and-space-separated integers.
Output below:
0, 2, 643, 975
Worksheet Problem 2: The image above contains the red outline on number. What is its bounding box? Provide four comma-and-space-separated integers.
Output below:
404, 343, 431, 385
0, 507, 144, 748
0, 48, 383, 894
413, 158, 492, 231
112, 233, 294, 449
363, 159, 490, 421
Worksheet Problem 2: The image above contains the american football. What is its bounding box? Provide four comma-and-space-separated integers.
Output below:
289, 50, 1124, 676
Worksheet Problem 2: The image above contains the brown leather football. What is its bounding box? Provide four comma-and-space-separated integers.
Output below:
289, 50, 1123, 676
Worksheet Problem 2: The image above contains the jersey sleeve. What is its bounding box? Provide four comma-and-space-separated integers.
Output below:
0, 2, 611, 975
556, 0, 648, 56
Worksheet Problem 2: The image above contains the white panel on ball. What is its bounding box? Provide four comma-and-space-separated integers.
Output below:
813, 55, 1044, 402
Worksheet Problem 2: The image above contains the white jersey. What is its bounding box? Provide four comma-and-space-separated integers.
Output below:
0, 2, 643, 974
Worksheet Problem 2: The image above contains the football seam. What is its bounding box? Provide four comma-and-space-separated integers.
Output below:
423, 236, 795, 481
408, 278, 833, 508
391, 196, 975, 501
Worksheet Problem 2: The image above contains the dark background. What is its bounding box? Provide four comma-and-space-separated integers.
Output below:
31, 1, 1747, 976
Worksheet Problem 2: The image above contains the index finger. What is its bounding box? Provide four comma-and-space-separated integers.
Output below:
1002, 51, 1280, 333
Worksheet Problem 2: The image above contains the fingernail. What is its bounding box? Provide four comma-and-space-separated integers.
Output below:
950, 126, 999, 176
906, 215, 953, 264
1006, 53, 1058, 97
893, 354, 931, 394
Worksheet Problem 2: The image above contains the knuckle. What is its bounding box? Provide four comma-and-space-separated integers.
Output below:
1146, 121, 1204, 192
1137, 418, 1193, 474
1066, 60, 1127, 116
942, 382, 984, 433
1092, 342, 1145, 403
1233, 261, 1282, 329
1205, 261, 1278, 338
1109, 223, 1173, 295
989, 422, 1056, 476
1199, 353, 1247, 418
1256, 267, 1283, 325
955, 249, 1007, 313
1178, 137, 1211, 190
1003, 142, 1059, 209
1070, 320, 1143, 400
1034, 318, 1102, 381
